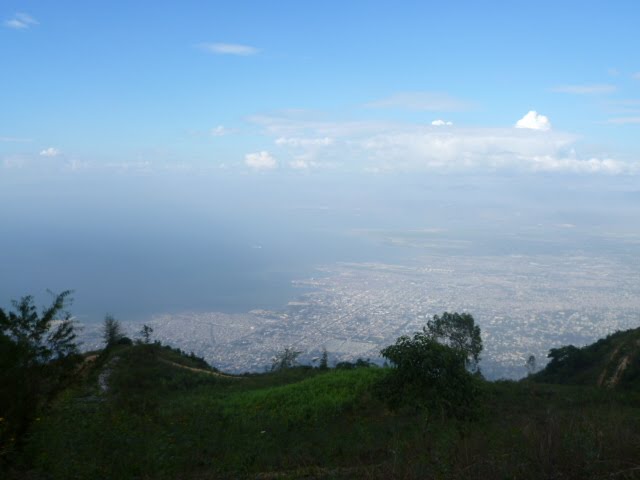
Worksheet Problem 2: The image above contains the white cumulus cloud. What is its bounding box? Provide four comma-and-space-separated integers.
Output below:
198, 43, 259, 56
39, 147, 61, 157
515, 111, 551, 131
431, 119, 453, 126
4, 12, 38, 29
245, 151, 277, 170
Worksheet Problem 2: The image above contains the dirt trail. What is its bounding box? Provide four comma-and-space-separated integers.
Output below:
159, 359, 243, 379
597, 344, 622, 387
598, 338, 640, 388
606, 356, 631, 388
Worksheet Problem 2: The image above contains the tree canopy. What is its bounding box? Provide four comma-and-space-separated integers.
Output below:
425, 312, 483, 372
0, 291, 80, 457
380, 325, 478, 417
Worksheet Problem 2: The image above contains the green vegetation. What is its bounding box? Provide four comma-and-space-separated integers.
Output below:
531, 326, 640, 388
2, 296, 640, 479
380, 329, 478, 417
0, 291, 81, 463
424, 312, 483, 373
271, 346, 302, 371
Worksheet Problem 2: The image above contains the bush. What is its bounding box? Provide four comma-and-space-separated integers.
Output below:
380, 331, 478, 418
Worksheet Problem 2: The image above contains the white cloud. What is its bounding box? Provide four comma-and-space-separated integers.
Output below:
289, 159, 311, 169
367, 92, 473, 111
39, 147, 61, 157
4, 12, 38, 29
198, 43, 259, 56
550, 84, 616, 94
249, 112, 639, 175
431, 119, 453, 126
245, 151, 277, 170
515, 111, 551, 131
527, 156, 628, 174
632, 72, 640, 80
275, 137, 333, 147
211, 125, 231, 137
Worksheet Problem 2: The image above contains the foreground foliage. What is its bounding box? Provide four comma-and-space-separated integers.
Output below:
9, 343, 640, 480
0, 292, 80, 463
3, 301, 640, 479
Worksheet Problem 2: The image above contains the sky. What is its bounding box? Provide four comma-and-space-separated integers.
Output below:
2, 0, 640, 176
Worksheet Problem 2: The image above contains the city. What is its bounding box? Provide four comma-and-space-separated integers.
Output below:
80, 253, 640, 379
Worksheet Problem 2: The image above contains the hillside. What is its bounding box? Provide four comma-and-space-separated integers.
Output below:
531, 327, 640, 389
7, 342, 640, 479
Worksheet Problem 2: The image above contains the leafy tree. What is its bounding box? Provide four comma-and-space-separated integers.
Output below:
525, 354, 537, 375
0, 291, 80, 456
271, 347, 301, 371
0, 290, 77, 365
380, 333, 477, 417
102, 314, 124, 348
425, 312, 483, 372
139, 324, 154, 344
319, 348, 329, 370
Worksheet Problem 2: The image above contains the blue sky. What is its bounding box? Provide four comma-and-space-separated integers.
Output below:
2, 1, 640, 175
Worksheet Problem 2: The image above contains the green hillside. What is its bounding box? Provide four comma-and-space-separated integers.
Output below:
532, 327, 640, 389
2, 296, 640, 479
6, 342, 640, 479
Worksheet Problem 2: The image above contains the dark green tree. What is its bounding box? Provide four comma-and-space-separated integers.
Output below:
102, 314, 124, 348
380, 330, 477, 417
525, 354, 537, 375
319, 347, 329, 370
271, 347, 301, 371
425, 312, 483, 372
139, 324, 154, 344
0, 291, 80, 456
0, 290, 77, 365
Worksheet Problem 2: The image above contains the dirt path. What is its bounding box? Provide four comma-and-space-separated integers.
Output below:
159, 359, 243, 379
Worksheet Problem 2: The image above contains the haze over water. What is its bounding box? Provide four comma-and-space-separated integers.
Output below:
2, 171, 638, 326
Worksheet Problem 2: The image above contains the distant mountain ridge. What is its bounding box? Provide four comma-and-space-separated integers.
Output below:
532, 327, 640, 389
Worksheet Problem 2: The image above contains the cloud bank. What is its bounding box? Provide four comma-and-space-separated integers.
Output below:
249, 111, 637, 175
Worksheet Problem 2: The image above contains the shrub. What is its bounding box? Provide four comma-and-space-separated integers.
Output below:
380, 331, 478, 418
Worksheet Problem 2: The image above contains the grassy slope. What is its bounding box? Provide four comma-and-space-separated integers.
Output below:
532, 327, 640, 388
18, 344, 640, 479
